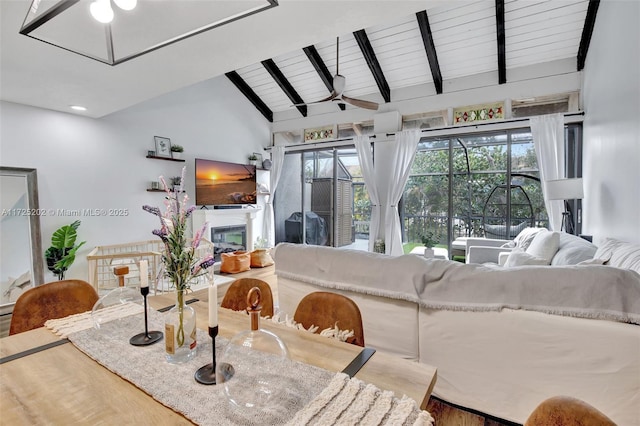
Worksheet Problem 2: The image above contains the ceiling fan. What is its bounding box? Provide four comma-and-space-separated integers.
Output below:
296, 37, 379, 111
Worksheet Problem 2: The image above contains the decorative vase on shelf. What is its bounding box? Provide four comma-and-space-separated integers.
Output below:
164, 289, 197, 363
172, 152, 182, 160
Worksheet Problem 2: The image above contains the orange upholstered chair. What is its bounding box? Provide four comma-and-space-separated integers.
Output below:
524, 396, 616, 426
220, 278, 274, 317
293, 291, 365, 347
9, 279, 99, 335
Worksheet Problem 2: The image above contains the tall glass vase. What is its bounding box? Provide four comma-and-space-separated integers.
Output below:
164, 289, 197, 363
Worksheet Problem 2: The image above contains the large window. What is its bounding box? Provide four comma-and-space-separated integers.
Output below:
402, 124, 582, 250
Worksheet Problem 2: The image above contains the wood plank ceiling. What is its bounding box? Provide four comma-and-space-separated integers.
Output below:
227, 0, 599, 122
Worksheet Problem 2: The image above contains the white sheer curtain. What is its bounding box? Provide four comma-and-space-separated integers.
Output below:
263, 144, 285, 247
530, 113, 565, 231
353, 135, 380, 252
383, 129, 421, 255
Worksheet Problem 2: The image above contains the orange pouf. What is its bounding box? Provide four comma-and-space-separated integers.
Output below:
220, 251, 251, 274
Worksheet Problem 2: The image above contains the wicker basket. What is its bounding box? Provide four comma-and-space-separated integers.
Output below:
220, 251, 251, 274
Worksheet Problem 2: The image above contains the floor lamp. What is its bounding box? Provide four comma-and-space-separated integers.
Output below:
545, 178, 584, 234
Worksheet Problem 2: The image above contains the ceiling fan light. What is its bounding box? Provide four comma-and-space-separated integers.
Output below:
90, 0, 114, 23
113, 0, 137, 11
333, 75, 346, 94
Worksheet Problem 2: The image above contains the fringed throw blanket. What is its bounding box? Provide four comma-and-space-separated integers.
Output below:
274, 243, 640, 325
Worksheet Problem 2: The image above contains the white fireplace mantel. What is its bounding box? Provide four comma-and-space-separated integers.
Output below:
192, 207, 261, 252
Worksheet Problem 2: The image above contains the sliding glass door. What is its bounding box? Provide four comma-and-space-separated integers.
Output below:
274, 146, 368, 250
401, 128, 549, 254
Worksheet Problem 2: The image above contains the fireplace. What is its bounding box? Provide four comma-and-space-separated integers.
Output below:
211, 225, 246, 261
191, 208, 261, 269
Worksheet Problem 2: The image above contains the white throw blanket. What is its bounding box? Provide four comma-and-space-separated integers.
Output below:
274, 243, 640, 325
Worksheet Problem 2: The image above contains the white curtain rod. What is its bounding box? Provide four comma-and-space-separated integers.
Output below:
265, 111, 584, 153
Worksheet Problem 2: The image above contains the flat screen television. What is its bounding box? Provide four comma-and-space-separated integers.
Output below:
195, 158, 257, 206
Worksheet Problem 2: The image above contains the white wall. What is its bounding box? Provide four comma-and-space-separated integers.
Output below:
582, 0, 640, 244
0, 75, 271, 283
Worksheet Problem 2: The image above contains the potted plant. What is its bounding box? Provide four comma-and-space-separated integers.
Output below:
170, 176, 182, 192
45, 220, 86, 280
420, 231, 440, 258
248, 153, 258, 166
171, 144, 184, 159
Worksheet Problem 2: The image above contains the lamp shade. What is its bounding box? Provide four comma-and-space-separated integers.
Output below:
545, 178, 584, 200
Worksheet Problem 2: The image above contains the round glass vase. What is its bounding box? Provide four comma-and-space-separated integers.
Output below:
216, 287, 289, 416
164, 290, 197, 363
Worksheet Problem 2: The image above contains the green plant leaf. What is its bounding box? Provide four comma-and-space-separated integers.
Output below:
54, 241, 85, 272
51, 220, 81, 249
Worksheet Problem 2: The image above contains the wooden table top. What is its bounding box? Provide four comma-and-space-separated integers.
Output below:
0, 289, 436, 425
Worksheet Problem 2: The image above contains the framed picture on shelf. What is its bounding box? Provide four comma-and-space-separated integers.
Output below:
154, 136, 172, 158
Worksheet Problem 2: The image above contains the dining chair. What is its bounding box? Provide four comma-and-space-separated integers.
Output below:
293, 291, 365, 347
524, 396, 616, 426
9, 279, 100, 335
220, 278, 274, 317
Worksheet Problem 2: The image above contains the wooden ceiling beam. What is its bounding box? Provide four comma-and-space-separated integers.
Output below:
225, 71, 273, 122
495, 0, 507, 84
577, 0, 600, 71
303, 45, 344, 111
416, 10, 443, 94
261, 58, 307, 117
353, 29, 391, 103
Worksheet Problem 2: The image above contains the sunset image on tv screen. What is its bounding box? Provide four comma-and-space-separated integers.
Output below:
195, 159, 256, 205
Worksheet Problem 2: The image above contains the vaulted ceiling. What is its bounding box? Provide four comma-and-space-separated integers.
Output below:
0, 1, 598, 120
227, 0, 599, 122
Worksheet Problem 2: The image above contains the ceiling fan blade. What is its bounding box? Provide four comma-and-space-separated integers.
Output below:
291, 91, 338, 107
341, 95, 379, 110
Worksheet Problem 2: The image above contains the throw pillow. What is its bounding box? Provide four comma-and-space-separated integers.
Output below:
577, 258, 608, 265
504, 250, 549, 267
513, 227, 546, 251
606, 240, 640, 274
525, 230, 560, 264
593, 238, 620, 261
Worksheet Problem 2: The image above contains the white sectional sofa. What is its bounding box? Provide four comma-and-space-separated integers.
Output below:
465, 228, 598, 266
274, 241, 640, 425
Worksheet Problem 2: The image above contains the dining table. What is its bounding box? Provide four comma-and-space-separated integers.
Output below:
0, 288, 437, 425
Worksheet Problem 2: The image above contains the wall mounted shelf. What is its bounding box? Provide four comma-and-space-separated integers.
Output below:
146, 189, 184, 193
146, 155, 185, 162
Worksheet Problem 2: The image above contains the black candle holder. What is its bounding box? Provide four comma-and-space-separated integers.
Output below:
130, 286, 163, 346
194, 326, 218, 385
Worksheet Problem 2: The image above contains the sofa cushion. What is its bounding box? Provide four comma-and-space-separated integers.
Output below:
514, 227, 546, 251
484, 221, 528, 240
550, 233, 597, 266
595, 238, 640, 274
578, 258, 608, 265
504, 250, 549, 267
526, 231, 560, 264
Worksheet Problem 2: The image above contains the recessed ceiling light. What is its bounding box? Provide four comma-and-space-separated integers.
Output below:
70, 105, 87, 111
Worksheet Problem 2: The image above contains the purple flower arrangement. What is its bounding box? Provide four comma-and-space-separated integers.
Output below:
143, 167, 214, 292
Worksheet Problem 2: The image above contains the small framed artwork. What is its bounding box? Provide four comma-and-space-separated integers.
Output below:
154, 136, 172, 158
304, 125, 337, 143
